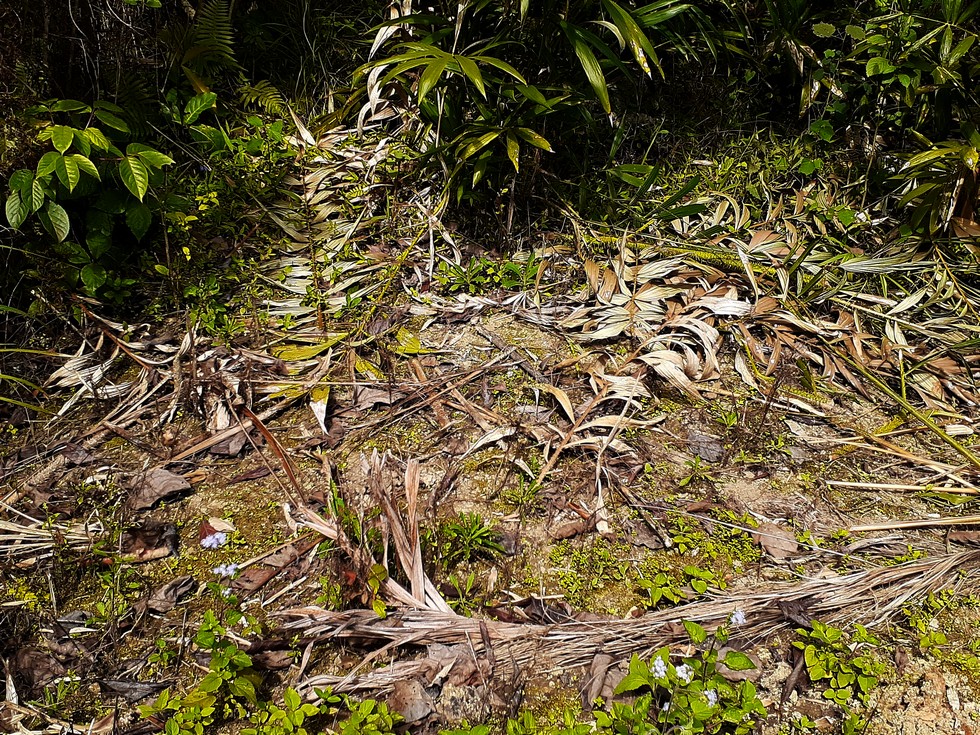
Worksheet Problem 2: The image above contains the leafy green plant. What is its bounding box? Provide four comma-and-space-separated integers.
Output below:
243, 688, 341, 735
793, 621, 885, 708
4, 98, 177, 299
603, 618, 766, 734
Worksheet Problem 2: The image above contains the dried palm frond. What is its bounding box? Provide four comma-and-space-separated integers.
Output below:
0, 506, 103, 564
280, 549, 980, 694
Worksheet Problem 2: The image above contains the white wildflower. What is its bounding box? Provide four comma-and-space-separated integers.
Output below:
212, 563, 239, 577
200, 532, 228, 549
730, 609, 746, 626
674, 663, 693, 684
652, 657, 668, 679
705, 689, 718, 706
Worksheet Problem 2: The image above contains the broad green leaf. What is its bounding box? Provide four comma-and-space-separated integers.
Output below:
45, 201, 70, 242
812, 22, 836, 38
184, 92, 217, 124
94, 109, 130, 132
6, 192, 28, 229
684, 620, 707, 644
845, 24, 865, 39
197, 672, 223, 693
119, 156, 149, 200
505, 132, 520, 173
127, 143, 175, 169
72, 129, 91, 156
51, 99, 91, 113
36, 152, 61, 177
417, 57, 450, 103
866, 56, 896, 76
80, 263, 107, 291
50, 125, 75, 153
723, 650, 756, 671
515, 127, 553, 151
563, 23, 611, 113
55, 154, 80, 191
68, 154, 100, 181
455, 55, 486, 97
28, 179, 45, 212
82, 127, 112, 151
9, 169, 33, 195
126, 202, 152, 240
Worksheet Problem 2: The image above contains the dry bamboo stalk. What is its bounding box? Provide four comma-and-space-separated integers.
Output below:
826, 480, 979, 495
850, 515, 980, 532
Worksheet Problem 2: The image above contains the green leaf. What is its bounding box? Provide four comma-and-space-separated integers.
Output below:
417, 57, 449, 103
94, 109, 130, 132
6, 191, 28, 229
866, 56, 896, 76
28, 179, 45, 212
563, 23, 611, 113
119, 156, 149, 200
845, 24, 865, 40
684, 620, 707, 645
127, 143, 175, 169
198, 672, 223, 693
455, 55, 486, 97
458, 131, 501, 161
68, 154, 100, 181
80, 263, 107, 292
228, 676, 257, 703
45, 201, 71, 242
723, 650, 756, 671
82, 128, 113, 151
812, 22, 836, 38
505, 132, 520, 173
50, 99, 91, 113
55, 154, 81, 191
126, 202, 152, 240
515, 127, 553, 152
72, 129, 91, 157
473, 54, 527, 84
184, 92, 218, 124
284, 688, 300, 712
50, 125, 75, 153
9, 169, 33, 195
36, 151, 61, 177
602, 0, 660, 76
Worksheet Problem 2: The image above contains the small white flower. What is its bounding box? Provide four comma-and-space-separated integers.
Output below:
212, 563, 239, 577
200, 532, 228, 549
705, 689, 718, 706
652, 657, 668, 679
674, 663, 693, 684
221, 587, 233, 597
730, 609, 746, 626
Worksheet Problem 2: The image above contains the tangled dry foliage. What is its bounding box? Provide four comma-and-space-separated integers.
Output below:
6, 124, 980, 733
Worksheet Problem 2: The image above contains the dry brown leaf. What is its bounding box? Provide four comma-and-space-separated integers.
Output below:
752, 522, 798, 559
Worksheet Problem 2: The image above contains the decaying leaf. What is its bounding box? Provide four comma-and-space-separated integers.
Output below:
125, 468, 192, 511
752, 522, 798, 559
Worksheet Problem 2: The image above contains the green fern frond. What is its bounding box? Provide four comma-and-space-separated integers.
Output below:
186, 0, 241, 76
239, 80, 286, 114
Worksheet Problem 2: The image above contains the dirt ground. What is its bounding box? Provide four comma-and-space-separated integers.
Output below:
3, 308, 980, 735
